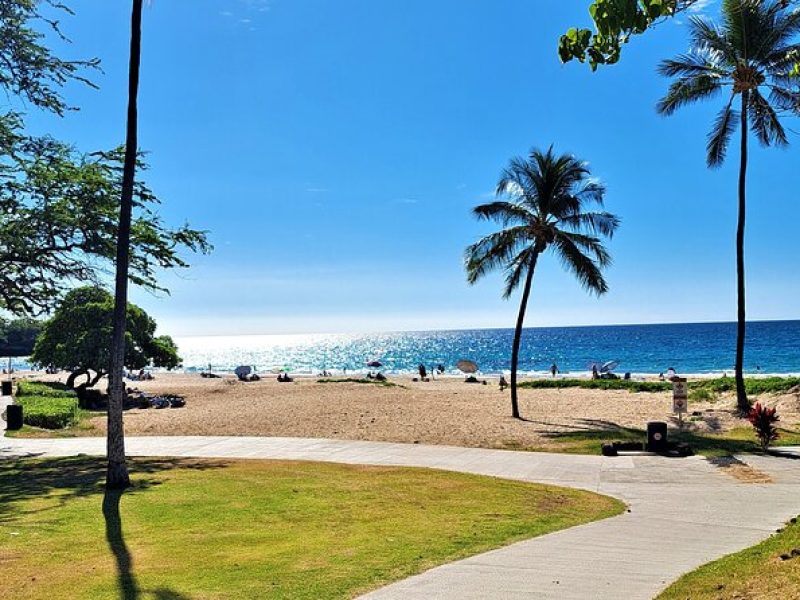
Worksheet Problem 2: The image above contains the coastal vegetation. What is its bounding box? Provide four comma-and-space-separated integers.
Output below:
31, 287, 180, 403
656, 0, 800, 414
317, 377, 401, 387
519, 376, 800, 396
0, 456, 623, 599
560, 1, 800, 75
13, 381, 80, 430
465, 147, 619, 419
657, 515, 800, 599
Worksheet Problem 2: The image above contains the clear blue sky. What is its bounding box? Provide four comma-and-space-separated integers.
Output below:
22, 0, 800, 335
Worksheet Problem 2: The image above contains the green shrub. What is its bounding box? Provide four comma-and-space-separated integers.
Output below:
15, 391, 79, 429
689, 387, 715, 403
518, 379, 671, 393
16, 380, 75, 398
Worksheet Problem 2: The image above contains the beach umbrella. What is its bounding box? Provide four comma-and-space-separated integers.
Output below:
601, 360, 619, 373
366, 360, 383, 368
456, 359, 478, 374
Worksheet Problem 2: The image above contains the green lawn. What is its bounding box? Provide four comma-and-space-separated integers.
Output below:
658, 516, 800, 599
0, 457, 623, 600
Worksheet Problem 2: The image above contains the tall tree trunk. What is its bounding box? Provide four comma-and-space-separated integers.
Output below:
734, 92, 749, 415
510, 249, 540, 420
106, 0, 143, 490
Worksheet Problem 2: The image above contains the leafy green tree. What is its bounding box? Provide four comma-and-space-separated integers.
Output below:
0, 117, 210, 315
465, 147, 619, 419
31, 286, 180, 393
657, 0, 800, 414
561, 1, 800, 74
0, 317, 42, 357
107, 0, 144, 490
0, 0, 98, 115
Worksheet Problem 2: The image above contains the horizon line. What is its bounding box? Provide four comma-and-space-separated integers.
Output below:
172, 317, 800, 339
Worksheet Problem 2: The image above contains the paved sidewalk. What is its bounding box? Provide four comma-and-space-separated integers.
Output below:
2, 434, 800, 599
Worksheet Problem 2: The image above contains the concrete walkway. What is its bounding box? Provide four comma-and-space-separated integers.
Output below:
2, 430, 800, 599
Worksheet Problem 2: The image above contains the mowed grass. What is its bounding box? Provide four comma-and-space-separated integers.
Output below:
526, 426, 800, 458
658, 516, 800, 599
0, 456, 623, 600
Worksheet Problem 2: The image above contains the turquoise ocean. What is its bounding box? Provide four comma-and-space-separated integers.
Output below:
174, 320, 800, 377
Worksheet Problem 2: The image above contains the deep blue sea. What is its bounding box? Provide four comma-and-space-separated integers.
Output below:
174, 320, 800, 376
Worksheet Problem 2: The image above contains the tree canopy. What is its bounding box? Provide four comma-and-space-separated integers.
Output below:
0, 316, 41, 357
560, 0, 800, 73
0, 114, 211, 315
0, 0, 98, 116
31, 286, 180, 389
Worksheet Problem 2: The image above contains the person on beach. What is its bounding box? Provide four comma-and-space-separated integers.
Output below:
499, 375, 508, 391
666, 366, 677, 381
550, 363, 559, 378
418, 364, 427, 380
592, 364, 599, 380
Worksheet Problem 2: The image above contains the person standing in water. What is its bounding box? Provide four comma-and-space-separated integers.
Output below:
550, 363, 559, 378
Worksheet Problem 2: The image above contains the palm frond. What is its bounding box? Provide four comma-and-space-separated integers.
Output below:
749, 88, 788, 146
706, 95, 738, 167
559, 211, 620, 239
552, 233, 609, 296
472, 201, 533, 226
657, 75, 724, 116
556, 231, 613, 267
658, 53, 727, 78
502, 249, 533, 299
768, 85, 800, 113
464, 225, 530, 285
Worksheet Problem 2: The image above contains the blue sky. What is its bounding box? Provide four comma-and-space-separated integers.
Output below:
21, 0, 800, 335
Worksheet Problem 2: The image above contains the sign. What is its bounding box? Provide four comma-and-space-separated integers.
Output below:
672, 378, 688, 414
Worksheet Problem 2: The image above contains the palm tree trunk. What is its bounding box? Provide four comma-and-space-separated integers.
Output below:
734, 91, 749, 415
106, 0, 143, 490
510, 250, 540, 419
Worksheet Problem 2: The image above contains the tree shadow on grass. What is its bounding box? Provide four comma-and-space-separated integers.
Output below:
0, 455, 227, 521
102, 488, 195, 600
2, 456, 224, 599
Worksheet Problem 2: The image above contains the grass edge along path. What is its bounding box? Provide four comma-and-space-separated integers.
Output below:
657, 515, 800, 599
0, 456, 624, 600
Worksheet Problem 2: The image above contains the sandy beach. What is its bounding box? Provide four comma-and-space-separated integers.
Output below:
23, 372, 800, 450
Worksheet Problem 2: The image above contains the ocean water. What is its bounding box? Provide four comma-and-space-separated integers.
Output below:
174, 320, 800, 376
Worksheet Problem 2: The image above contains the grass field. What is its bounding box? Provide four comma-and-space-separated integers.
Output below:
0, 456, 623, 599
658, 516, 800, 599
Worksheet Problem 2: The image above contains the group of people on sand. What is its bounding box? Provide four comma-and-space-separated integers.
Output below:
126, 369, 154, 381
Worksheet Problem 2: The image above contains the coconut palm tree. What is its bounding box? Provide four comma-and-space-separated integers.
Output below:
465, 147, 619, 419
107, 0, 144, 489
657, 0, 800, 414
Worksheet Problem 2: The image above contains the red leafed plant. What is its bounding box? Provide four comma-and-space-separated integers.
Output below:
747, 402, 780, 451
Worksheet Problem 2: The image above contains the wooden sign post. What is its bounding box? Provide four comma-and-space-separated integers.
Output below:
672, 377, 688, 428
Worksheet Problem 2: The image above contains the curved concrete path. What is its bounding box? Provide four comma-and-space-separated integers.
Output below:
2, 432, 800, 599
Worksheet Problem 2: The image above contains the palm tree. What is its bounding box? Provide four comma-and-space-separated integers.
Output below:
657, 0, 800, 415
106, 0, 144, 489
465, 147, 619, 419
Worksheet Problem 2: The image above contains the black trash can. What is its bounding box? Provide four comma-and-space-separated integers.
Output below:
646, 421, 668, 453
1, 380, 12, 396
5, 404, 22, 430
